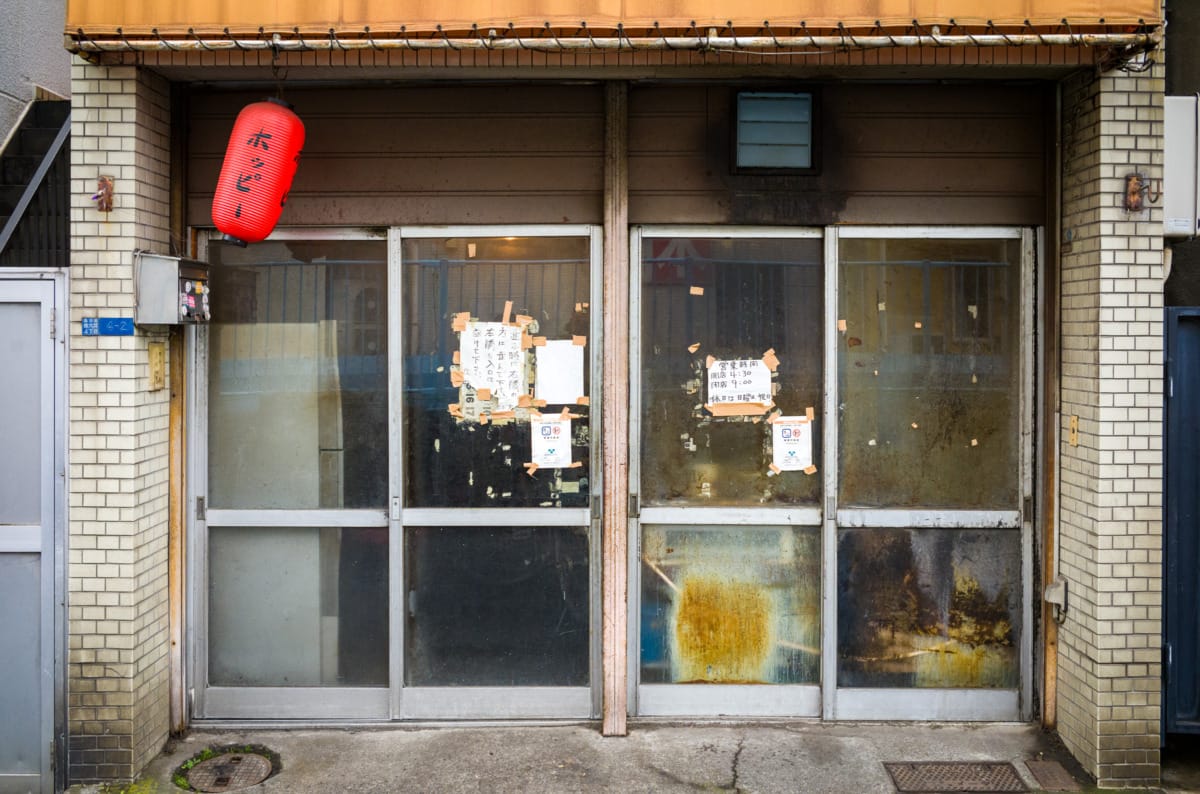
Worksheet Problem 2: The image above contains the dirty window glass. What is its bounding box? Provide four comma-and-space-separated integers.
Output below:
641, 525, 820, 684
837, 237, 1020, 508
207, 240, 388, 509
837, 527, 1021, 688
405, 525, 589, 686
402, 236, 591, 508
640, 236, 823, 506
209, 526, 388, 686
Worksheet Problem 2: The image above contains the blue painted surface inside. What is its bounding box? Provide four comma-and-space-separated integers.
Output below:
80, 317, 134, 336
1166, 307, 1200, 735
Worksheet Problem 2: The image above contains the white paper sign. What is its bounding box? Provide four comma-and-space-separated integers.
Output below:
707, 359, 773, 406
772, 418, 813, 471
459, 321, 525, 410
535, 340, 585, 404
530, 416, 573, 468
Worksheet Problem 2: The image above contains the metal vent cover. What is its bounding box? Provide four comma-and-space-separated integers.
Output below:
187, 752, 273, 792
884, 761, 1029, 793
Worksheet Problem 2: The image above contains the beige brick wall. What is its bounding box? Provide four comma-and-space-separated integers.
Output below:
1056, 55, 1165, 788
67, 57, 173, 783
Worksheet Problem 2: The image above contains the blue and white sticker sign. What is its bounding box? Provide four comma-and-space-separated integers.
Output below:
771, 416, 813, 471
530, 415, 573, 469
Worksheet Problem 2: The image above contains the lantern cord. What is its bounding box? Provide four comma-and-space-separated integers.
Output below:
271, 37, 287, 99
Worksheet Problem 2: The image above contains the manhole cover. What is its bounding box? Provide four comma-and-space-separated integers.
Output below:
187, 752, 272, 792
1025, 760, 1081, 791
884, 761, 1029, 793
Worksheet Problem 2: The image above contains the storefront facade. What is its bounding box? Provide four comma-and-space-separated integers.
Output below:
63, 3, 1166, 788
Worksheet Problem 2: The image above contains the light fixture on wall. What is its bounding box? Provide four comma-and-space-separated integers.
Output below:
1124, 172, 1160, 212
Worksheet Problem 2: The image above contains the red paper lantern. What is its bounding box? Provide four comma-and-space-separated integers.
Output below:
211, 98, 305, 245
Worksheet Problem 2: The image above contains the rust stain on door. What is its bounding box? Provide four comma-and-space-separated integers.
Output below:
674, 577, 773, 683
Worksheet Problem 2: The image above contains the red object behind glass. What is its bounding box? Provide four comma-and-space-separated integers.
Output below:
211, 98, 305, 246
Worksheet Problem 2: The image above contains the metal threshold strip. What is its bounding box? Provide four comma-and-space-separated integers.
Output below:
66, 28, 1159, 55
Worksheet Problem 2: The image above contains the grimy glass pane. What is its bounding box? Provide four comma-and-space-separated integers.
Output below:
208, 240, 388, 509
838, 237, 1020, 508
209, 526, 388, 686
837, 528, 1021, 689
405, 526, 589, 686
641, 525, 820, 684
403, 236, 591, 508
641, 237, 823, 506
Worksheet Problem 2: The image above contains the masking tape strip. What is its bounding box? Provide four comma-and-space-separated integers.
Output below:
533, 336, 547, 347
521, 333, 533, 350
516, 313, 533, 326
517, 394, 533, 408
762, 347, 780, 372
569, 461, 583, 468
837, 318, 847, 332
575, 302, 583, 312
448, 403, 464, 418
533, 398, 547, 407
502, 300, 513, 324
688, 342, 701, 353
572, 335, 587, 346
803, 465, 817, 475
806, 406, 815, 421
452, 311, 471, 332
524, 462, 539, 477
576, 396, 590, 406
705, 401, 774, 417
769, 462, 782, 474
689, 285, 704, 295
452, 350, 461, 365
476, 388, 492, 401
705, 355, 716, 368
450, 370, 464, 387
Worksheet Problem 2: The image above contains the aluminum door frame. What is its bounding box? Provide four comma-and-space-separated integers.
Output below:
626, 227, 1035, 722
824, 226, 1035, 722
627, 226, 825, 718
392, 224, 603, 720
190, 229, 392, 720
0, 270, 66, 793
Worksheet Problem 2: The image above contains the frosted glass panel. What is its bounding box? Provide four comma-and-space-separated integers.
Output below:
208, 240, 388, 509
209, 527, 387, 687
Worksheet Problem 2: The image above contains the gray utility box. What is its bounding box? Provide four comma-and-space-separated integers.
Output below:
135, 252, 211, 325
1165, 95, 1200, 237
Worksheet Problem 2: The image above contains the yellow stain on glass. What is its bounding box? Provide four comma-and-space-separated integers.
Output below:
673, 577, 773, 683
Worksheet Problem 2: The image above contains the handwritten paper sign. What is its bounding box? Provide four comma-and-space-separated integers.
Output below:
706, 358, 774, 414
772, 417, 813, 471
460, 321, 525, 410
530, 416, 573, 468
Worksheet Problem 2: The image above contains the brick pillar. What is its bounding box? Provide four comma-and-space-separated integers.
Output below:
67, 57, 173, 783
1056, 58, 1165, 788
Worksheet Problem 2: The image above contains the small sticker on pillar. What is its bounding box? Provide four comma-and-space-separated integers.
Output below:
689, 285, 705, 296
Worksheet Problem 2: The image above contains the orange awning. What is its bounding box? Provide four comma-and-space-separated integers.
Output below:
66, 0, 1161, 37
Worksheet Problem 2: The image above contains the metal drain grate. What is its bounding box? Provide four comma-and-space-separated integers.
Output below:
1024, 760, 1081, 791
884, 762, 1029, 793
187, 752, 273, 793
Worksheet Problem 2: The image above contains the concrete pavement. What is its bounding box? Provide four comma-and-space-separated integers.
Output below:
70, 720, 1160, 793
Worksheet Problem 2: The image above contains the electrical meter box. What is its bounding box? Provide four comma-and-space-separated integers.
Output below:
1165, 95, 1199, 237
135, 252, 211, 325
